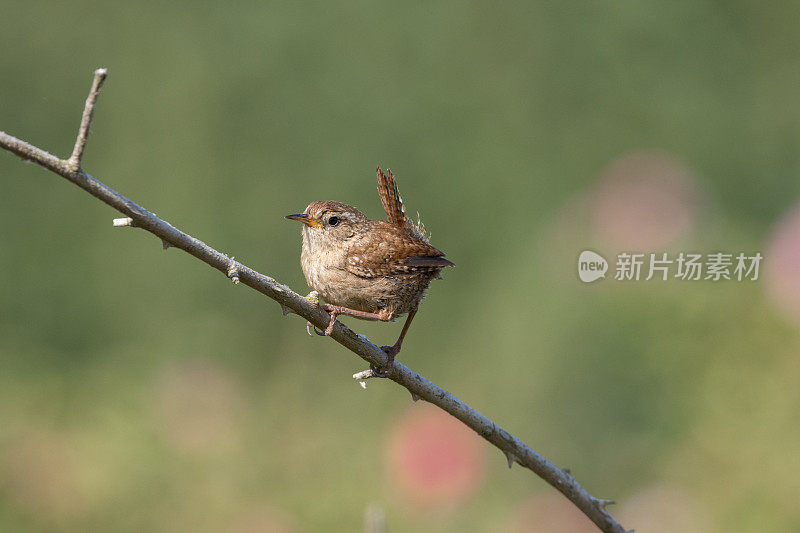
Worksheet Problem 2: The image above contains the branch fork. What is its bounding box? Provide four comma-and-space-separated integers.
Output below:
0, 69, 629, 533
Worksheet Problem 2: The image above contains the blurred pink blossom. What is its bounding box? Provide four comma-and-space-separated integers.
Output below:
765, 205, 800, 325
591, 151, 699, 250
386, 404, 486, 509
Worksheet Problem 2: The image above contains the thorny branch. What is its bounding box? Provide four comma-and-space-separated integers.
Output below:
0, 69, 630, 533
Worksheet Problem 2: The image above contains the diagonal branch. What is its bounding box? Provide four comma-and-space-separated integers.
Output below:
0, 69, 629, 533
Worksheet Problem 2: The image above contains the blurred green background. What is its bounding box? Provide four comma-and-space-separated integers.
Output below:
2, 2, 800, 532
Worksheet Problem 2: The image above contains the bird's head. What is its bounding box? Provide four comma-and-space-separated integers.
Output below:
285, 201, 369, 247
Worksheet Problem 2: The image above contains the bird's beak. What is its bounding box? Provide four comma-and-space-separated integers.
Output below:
285, 213, 323, 228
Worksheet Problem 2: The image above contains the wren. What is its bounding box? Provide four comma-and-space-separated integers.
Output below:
286, 167, 454, 376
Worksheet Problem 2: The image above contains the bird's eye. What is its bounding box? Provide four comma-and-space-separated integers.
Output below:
328, 216, 340, 227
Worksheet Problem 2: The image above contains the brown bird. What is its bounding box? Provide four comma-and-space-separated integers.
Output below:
286, 167, 454, 375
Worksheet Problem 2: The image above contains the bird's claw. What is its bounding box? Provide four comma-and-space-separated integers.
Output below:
303, 292, 327, 336
306, 310, 337, 337
306, 321, 325, 336
369, 345, 398, 377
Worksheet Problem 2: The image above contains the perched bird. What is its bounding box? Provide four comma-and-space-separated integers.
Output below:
286, 167, 454, 375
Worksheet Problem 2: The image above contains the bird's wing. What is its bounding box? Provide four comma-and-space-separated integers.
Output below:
376, 167, 407, 228
346, 224, 455, 278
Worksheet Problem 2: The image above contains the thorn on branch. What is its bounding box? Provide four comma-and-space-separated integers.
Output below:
281, 304, 291, 316
410, 391, 420, 402
505, 451, 517, 469
161, 240, 172, 250
113, 217, 135, 227
594, 498, 615, 510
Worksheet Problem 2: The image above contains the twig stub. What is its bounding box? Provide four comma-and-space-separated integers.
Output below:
68, 68, 108, 170
112, 217, 135, 227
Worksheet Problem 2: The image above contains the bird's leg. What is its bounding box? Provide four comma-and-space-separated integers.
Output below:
321, 304, 390, 336
372, 308, 418, 378
314, 303, 413, 379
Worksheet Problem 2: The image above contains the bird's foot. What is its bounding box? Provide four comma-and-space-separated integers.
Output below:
370, 344, 399, 378
303, 291, 327, 336
318, 304, 388, 337
305, 307, 338, 337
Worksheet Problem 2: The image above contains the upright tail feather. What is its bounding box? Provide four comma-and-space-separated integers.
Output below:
376, 167, 407, 228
